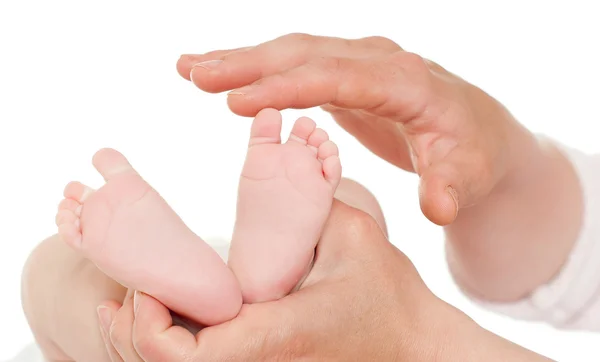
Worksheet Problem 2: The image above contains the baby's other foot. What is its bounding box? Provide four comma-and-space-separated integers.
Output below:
228, 109, 342, 303
56, 148, 241, 325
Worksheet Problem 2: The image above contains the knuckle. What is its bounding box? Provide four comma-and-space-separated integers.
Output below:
362, 36, 402, 51
394, 51, 430, 74
281, 32, 315, 43
339, 208, 380, 240
385, 51, 435, 115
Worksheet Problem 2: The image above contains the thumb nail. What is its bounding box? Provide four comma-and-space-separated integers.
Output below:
446, 186, 459, 217
133, 291, 142, 316
97, 306, 112, 335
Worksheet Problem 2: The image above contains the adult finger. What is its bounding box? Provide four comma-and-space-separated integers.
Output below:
225, 51, 431, 119
109, 293, 144, 362
176, 47, 253, 80
132, 291, 198, 362
419, 145, 497, 225
97, 301, 124, 362
188, 34, 401, 93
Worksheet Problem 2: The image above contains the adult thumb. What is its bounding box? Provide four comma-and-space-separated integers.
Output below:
419, 148, 496, 225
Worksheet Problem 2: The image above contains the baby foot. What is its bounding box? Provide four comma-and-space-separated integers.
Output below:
55, 149, 241, 325
228, 108, 342, 303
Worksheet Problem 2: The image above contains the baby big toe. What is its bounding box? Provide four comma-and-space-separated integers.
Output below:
249, 108, 283, 146
92, 148, 138, 181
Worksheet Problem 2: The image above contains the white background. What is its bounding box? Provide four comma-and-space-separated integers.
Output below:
1, 0, 599, 360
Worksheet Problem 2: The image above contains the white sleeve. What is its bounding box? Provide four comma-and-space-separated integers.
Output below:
476, 139, 600, 332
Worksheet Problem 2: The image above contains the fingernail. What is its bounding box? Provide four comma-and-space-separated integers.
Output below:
179, 54, 196, 61
190, 60, 222, 83
446, 186, 459, 217
193, 60, 223, 70
97, 306, 112, 335
228, 86, 253, 96
133, 291, 141, 316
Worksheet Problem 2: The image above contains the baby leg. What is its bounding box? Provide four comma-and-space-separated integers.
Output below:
21, 234, 126, 362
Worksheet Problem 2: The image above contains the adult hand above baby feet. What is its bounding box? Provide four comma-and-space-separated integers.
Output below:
99, 201, 549, 361
177, 34, 536, 226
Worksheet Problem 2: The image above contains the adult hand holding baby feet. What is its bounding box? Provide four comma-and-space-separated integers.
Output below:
101, 201, 550, 362
177, 33, 538, 226
55, 148, 242, 326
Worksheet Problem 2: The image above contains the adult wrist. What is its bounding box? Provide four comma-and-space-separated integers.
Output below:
394, 297, 479, 362
435, 304, 553, 361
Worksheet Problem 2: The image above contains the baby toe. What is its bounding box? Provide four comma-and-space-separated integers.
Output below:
288, 117, 316, 145
307, 128, 329, 153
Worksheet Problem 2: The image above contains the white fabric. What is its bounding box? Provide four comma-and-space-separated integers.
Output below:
210, 240, 230, 262
3, 344, 44, 362
479, 141, 600, 331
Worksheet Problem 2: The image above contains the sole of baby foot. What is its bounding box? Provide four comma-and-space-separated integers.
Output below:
229, 108, 341, 303
56, 148, 242, 325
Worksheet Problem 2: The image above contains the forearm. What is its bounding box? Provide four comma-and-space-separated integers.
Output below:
445, 130, 583, 302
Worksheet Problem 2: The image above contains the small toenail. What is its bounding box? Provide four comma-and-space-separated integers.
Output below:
75, 205, 82, 215
74, 219, 80, 229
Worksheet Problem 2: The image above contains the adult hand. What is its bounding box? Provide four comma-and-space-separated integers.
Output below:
97, 289, 143, 362
176, 34, 531, 226
101, 201, 549, 361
